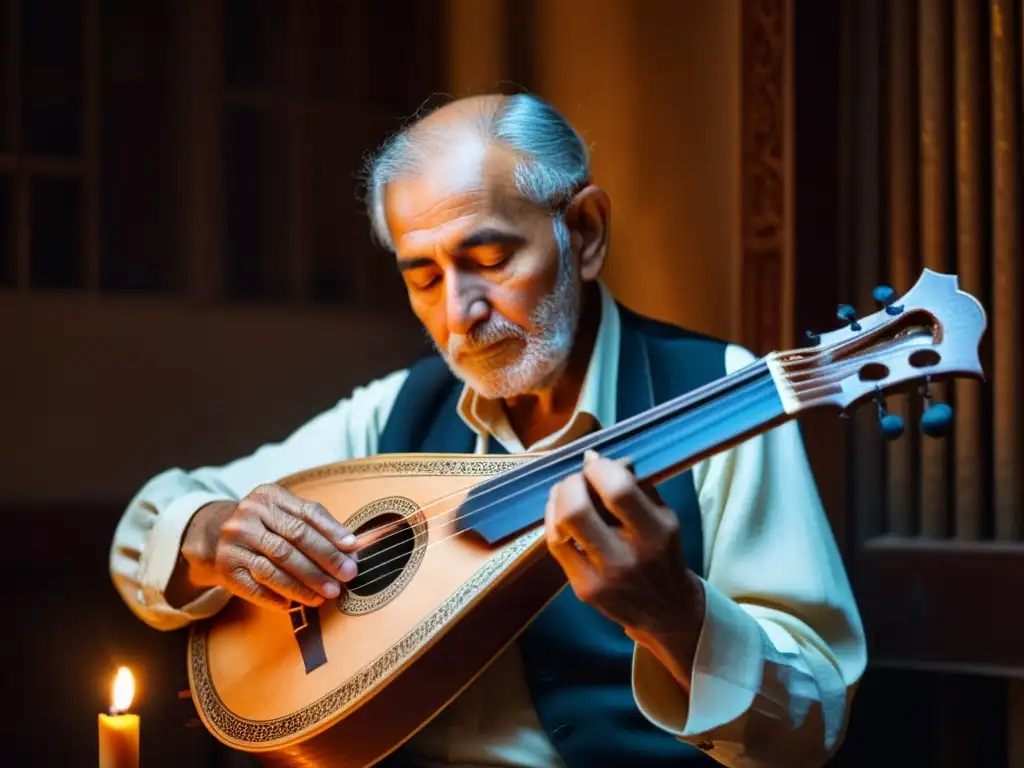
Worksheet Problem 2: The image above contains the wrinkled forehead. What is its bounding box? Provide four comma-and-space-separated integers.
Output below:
383, 135, 535, 253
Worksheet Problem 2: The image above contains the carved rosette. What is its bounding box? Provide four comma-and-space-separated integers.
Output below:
741, 0, 789, 355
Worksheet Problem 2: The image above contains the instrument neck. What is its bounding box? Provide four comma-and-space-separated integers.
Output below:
460, 358, 793, 544
572, 357, 789, 483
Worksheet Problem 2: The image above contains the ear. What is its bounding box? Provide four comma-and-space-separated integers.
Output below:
564, 185, 610, 282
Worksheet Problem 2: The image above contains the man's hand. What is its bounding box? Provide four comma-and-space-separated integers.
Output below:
544, 450, 706, 690
179, 484, 360, 611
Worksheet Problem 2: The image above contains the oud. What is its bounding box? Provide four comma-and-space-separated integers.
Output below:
188, 269, 987, 766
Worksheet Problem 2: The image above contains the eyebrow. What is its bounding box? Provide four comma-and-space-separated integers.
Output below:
455, 228, 526, 251
396, 228, 526, 272
397, 257, 435, 273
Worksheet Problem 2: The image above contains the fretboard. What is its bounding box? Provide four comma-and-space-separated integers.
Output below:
455, 358, 790, 544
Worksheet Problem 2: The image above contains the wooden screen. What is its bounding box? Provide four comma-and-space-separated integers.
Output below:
846, 0, 1024, 669
833, 0, 1024, 764
787, 0, 1023, 763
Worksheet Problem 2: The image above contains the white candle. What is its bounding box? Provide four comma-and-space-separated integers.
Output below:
98, 667, 139, 768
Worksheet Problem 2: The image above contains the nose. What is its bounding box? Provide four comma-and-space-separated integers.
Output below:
445, 269, 489, 336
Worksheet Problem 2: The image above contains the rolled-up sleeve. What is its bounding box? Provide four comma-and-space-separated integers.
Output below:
108, 369, 409, 631
631, 345, 867, 767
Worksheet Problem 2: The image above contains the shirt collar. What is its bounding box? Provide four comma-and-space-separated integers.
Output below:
456, 282, 621, 453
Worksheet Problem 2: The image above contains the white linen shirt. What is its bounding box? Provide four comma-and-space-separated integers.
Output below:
109, 283, 866, 767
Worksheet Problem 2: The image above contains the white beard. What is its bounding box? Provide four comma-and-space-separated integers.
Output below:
433, 242, 581, 400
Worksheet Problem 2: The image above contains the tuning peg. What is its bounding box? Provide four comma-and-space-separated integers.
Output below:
872, 284, 904, 316
837, 304, 862, 331
804, 330, 821, 346
874, 391, 905, 441
921, 402, 953, 438
919, 377, 953, 438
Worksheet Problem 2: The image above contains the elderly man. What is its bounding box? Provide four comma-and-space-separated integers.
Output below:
110, 93, 865, 767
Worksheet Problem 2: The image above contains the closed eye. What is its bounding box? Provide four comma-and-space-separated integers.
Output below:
413, 274, 441, 291
467, 243, 517, 271
478, 254, 509, 270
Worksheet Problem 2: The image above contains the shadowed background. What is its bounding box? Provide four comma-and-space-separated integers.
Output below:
2, 0, 1022, 765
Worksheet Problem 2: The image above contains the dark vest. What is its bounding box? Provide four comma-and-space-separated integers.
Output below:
378, 305, 726, 767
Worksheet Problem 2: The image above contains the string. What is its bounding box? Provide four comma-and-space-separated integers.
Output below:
782, 347, 924, 396
290, 333, 921, 610
321, 334, 929, 594
335, 374, 780, 593
339, 405, 720, 595
321, 358, 774, 565
346, 347, 915, 595
776, 317, 931, 379
344, 339, 919, 587
780, 344, 904, 376
329, 338, 895, 567
786, 352, 911, 383
314, 357, 773, 560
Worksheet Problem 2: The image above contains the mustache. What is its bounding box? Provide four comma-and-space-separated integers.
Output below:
447, 315, 528, 357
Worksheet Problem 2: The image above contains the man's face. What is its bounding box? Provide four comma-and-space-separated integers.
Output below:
384, 136, 580, 399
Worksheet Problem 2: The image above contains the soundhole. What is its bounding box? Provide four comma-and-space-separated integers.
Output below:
348, 513, 415, 596
909, 349, 941, 368
338, 496, 428, 616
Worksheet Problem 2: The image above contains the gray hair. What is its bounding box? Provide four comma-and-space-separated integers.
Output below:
363, 94, 591, 252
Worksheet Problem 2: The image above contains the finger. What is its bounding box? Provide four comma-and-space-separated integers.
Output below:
243, 553, 326, 607
225, 566, 293, 611
220, 511, 339, 598
582, 450, 663, 539
587, 451, 671, 525
638, 479, 666, 507
544, 496, 599, 587
246, 523, 343, 600
261, 505, 358, 586
550, 473, 627, 567
548, 535, 598, 587
275, 487, 359, 552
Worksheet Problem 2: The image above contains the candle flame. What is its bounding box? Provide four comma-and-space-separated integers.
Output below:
111, 666, 134, 713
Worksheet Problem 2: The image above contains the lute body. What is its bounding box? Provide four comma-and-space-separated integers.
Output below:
188, 270, 988, 767
189, 453, 563, 767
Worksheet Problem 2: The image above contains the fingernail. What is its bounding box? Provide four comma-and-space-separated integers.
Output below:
341, 534, 357, 547
323, 582, 340, 598
341, 559, 358, 581
584, 449, 600, 462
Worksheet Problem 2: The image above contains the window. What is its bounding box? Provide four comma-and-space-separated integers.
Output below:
1, 0, 179, 293
1, 0, 445, 306
2, 0, 92, 290
220, 0, 444, 307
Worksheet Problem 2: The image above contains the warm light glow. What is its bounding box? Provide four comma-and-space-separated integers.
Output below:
111, 667, 134, 713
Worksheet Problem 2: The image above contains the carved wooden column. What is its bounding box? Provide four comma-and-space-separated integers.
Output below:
739, 0, 793, 355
